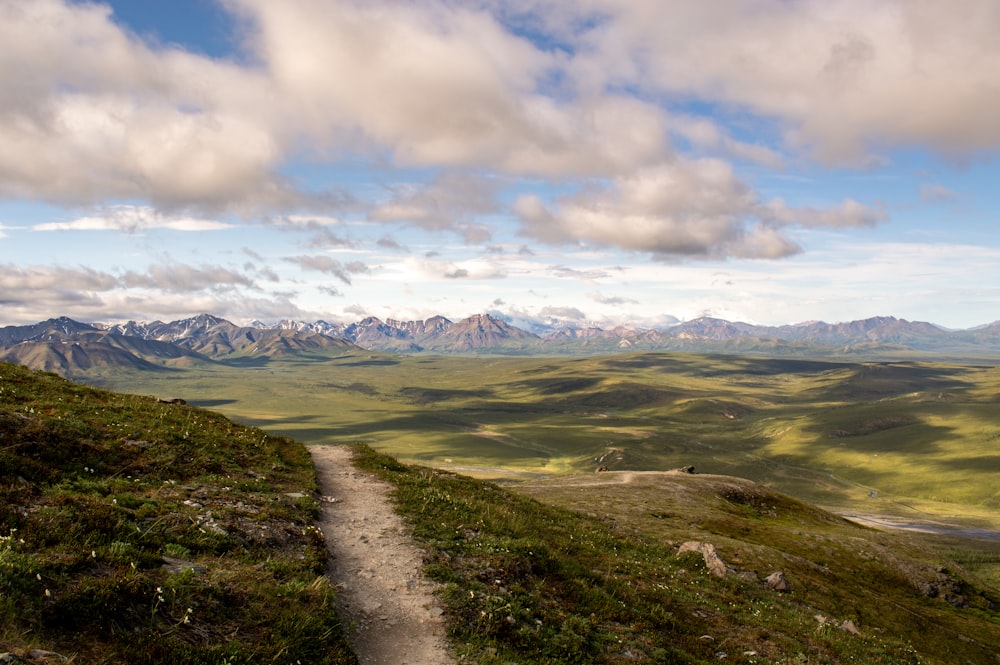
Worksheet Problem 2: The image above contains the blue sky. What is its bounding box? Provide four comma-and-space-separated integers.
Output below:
1, 0, 998, 329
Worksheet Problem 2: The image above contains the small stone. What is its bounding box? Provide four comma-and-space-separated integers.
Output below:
840, 619, 860, 635
699, 635, 715, 642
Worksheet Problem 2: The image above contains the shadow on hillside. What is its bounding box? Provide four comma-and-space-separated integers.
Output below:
398, 386, 495, 404
187, 398, 239, 408
599, 354, 851, 376
513, 377, 604, 394
218, 356, 273, 368
800, 362, 974, 401
337, 358, 401, 367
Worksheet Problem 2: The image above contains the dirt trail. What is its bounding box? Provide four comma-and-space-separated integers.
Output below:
309, 445, 454, 665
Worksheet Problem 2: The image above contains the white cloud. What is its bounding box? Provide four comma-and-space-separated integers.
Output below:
517, 159, 880, 259
285, 255, 368, 284
377, 255, 508, 283
0, 263, 119, 293
120, 264, 256, 293
0, 1, 292, 210
919, 183, 960, 203
232, 0, 670, 177
370, 172, 500, 232
32, 206, 234, 232
565, 0, 1000, 163
539, 306, 586, 320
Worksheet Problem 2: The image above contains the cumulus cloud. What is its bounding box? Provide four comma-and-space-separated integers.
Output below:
565, 0, 1000, 163
233, 0, 670, 176
516, 159, 883, 259
0, 0, 294, 211
2, 0, 995, 221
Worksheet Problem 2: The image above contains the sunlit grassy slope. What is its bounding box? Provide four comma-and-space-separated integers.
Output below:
353, 445, 1000, 665
88, 351, 1000, 526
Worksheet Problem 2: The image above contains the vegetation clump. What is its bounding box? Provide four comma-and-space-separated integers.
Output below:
0, 362, 355, 664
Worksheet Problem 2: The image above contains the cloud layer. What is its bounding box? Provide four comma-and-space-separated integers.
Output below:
4, 0, 989, 259
0, 0, 996, 328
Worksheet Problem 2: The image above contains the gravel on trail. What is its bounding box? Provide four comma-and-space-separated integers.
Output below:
309, 445, 455, 665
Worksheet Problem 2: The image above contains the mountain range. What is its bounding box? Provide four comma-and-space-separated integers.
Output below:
2, 312, 999, 375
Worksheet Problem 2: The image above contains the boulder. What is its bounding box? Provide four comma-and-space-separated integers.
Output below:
678, 541, 729, 578
764, 571, 791, 593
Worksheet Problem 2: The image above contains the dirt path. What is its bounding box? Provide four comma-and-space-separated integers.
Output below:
309, 445, 454, 665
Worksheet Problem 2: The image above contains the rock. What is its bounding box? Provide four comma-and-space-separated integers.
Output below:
595, 465, 609, 473
840, 620, 860, 635
678, 465, 696, 474
0, 654, 26, 665
27, 650, 67, 663
764, 571, 791, 593
161, 556, 208, 575
678, 541, 729, 578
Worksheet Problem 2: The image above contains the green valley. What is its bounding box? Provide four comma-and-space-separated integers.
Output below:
86, 351, 1000, 527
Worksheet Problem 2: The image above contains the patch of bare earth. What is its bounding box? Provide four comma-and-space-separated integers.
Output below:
309, 445, 454, 665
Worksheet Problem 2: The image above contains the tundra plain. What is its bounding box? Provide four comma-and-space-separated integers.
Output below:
87, 352, 1000, 530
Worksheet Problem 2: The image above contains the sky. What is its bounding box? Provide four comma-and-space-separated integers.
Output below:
1, 0, 998, 330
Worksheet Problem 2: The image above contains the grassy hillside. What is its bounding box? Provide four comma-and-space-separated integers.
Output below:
352, 446, 1000, 664
0, 362, 355, 664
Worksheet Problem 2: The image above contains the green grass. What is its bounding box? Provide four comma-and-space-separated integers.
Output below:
87, 352, 1000, 522
0, 362, 355, 663
352, 445, 1000, 664
7, 352, 1000, 663
83, 351, 1000, 596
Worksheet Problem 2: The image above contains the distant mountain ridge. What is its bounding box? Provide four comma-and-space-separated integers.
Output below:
2, 313, 1000, 375
0, 314, 357, 375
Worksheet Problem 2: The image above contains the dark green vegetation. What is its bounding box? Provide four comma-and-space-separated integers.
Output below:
353, 446, 1000, 664
0, 363, 356, 664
